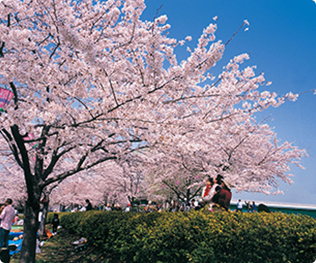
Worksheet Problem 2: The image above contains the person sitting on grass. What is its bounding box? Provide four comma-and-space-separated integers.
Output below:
85, 199, 93, 211
212, 178, 232, 211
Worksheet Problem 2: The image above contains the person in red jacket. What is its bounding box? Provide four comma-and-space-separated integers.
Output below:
201, 176, 213, 199
213, 178, 232, 211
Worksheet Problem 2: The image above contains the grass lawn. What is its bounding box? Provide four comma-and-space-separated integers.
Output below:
10, 225, 106, 263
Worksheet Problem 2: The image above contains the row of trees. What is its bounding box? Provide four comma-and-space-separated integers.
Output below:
0, 0, 307, 262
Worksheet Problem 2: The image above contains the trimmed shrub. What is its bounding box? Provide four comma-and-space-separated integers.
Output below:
54, 210, 316, 263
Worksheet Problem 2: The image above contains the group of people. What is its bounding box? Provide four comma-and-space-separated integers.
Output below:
201, 174, 233, 212
236, 199, 257, 213
70, 199, 93, 212
68, 175, 233, 214
103, 202, 157, 212
82, 175, 233, 213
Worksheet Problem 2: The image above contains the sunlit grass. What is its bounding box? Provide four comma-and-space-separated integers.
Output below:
10, 225, 103, 263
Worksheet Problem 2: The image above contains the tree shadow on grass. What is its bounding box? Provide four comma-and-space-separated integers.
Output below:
10, 227, 108, 263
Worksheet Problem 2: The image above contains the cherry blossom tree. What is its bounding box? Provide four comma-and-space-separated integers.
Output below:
143, 116, 307, 202
209, 117, 307, 194
51, 157, 145, 208
50, 174, 105, 209
0, 148, 63, 236
0, 0, 305, 262
142, 150, 205, 203
0, 155, 26, 207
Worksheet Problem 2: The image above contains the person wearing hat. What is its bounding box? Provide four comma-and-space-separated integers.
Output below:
213, 178, 232, 211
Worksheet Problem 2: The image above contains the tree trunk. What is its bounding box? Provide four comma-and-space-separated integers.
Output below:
19, 201, 40, 263
10, 124, 41, 263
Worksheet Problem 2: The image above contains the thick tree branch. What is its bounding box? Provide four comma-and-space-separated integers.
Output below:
42, 155, 117, 187
0, 127, 23, 168
9, 82, 18, 109
11, 125, 38, 208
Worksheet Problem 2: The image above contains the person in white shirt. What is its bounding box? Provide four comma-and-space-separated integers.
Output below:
104, 203, 112, 211
237, 199, 243, 212
0, 198, 16, 248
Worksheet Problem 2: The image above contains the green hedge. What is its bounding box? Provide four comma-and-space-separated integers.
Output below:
48, 210, 316, 263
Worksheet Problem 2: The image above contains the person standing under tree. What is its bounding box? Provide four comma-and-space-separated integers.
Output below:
237, 199, 243, 212
0, 198, 16, 248
85, 199, 93, 211
52, 213, 60, 235
245, 201, 252, 212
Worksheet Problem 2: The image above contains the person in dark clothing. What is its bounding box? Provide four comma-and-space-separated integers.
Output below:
213, 178, 232, 211
85, 199, 93, 211
245, 201, 252, 212
52, 213, 59, 234
0, 249, 10, 263
210, 184, 222, 205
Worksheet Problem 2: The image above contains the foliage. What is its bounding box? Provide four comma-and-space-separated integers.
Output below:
57, 211, 316, 263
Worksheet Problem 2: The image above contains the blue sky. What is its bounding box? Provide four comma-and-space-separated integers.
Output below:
142, 0, 316, 205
